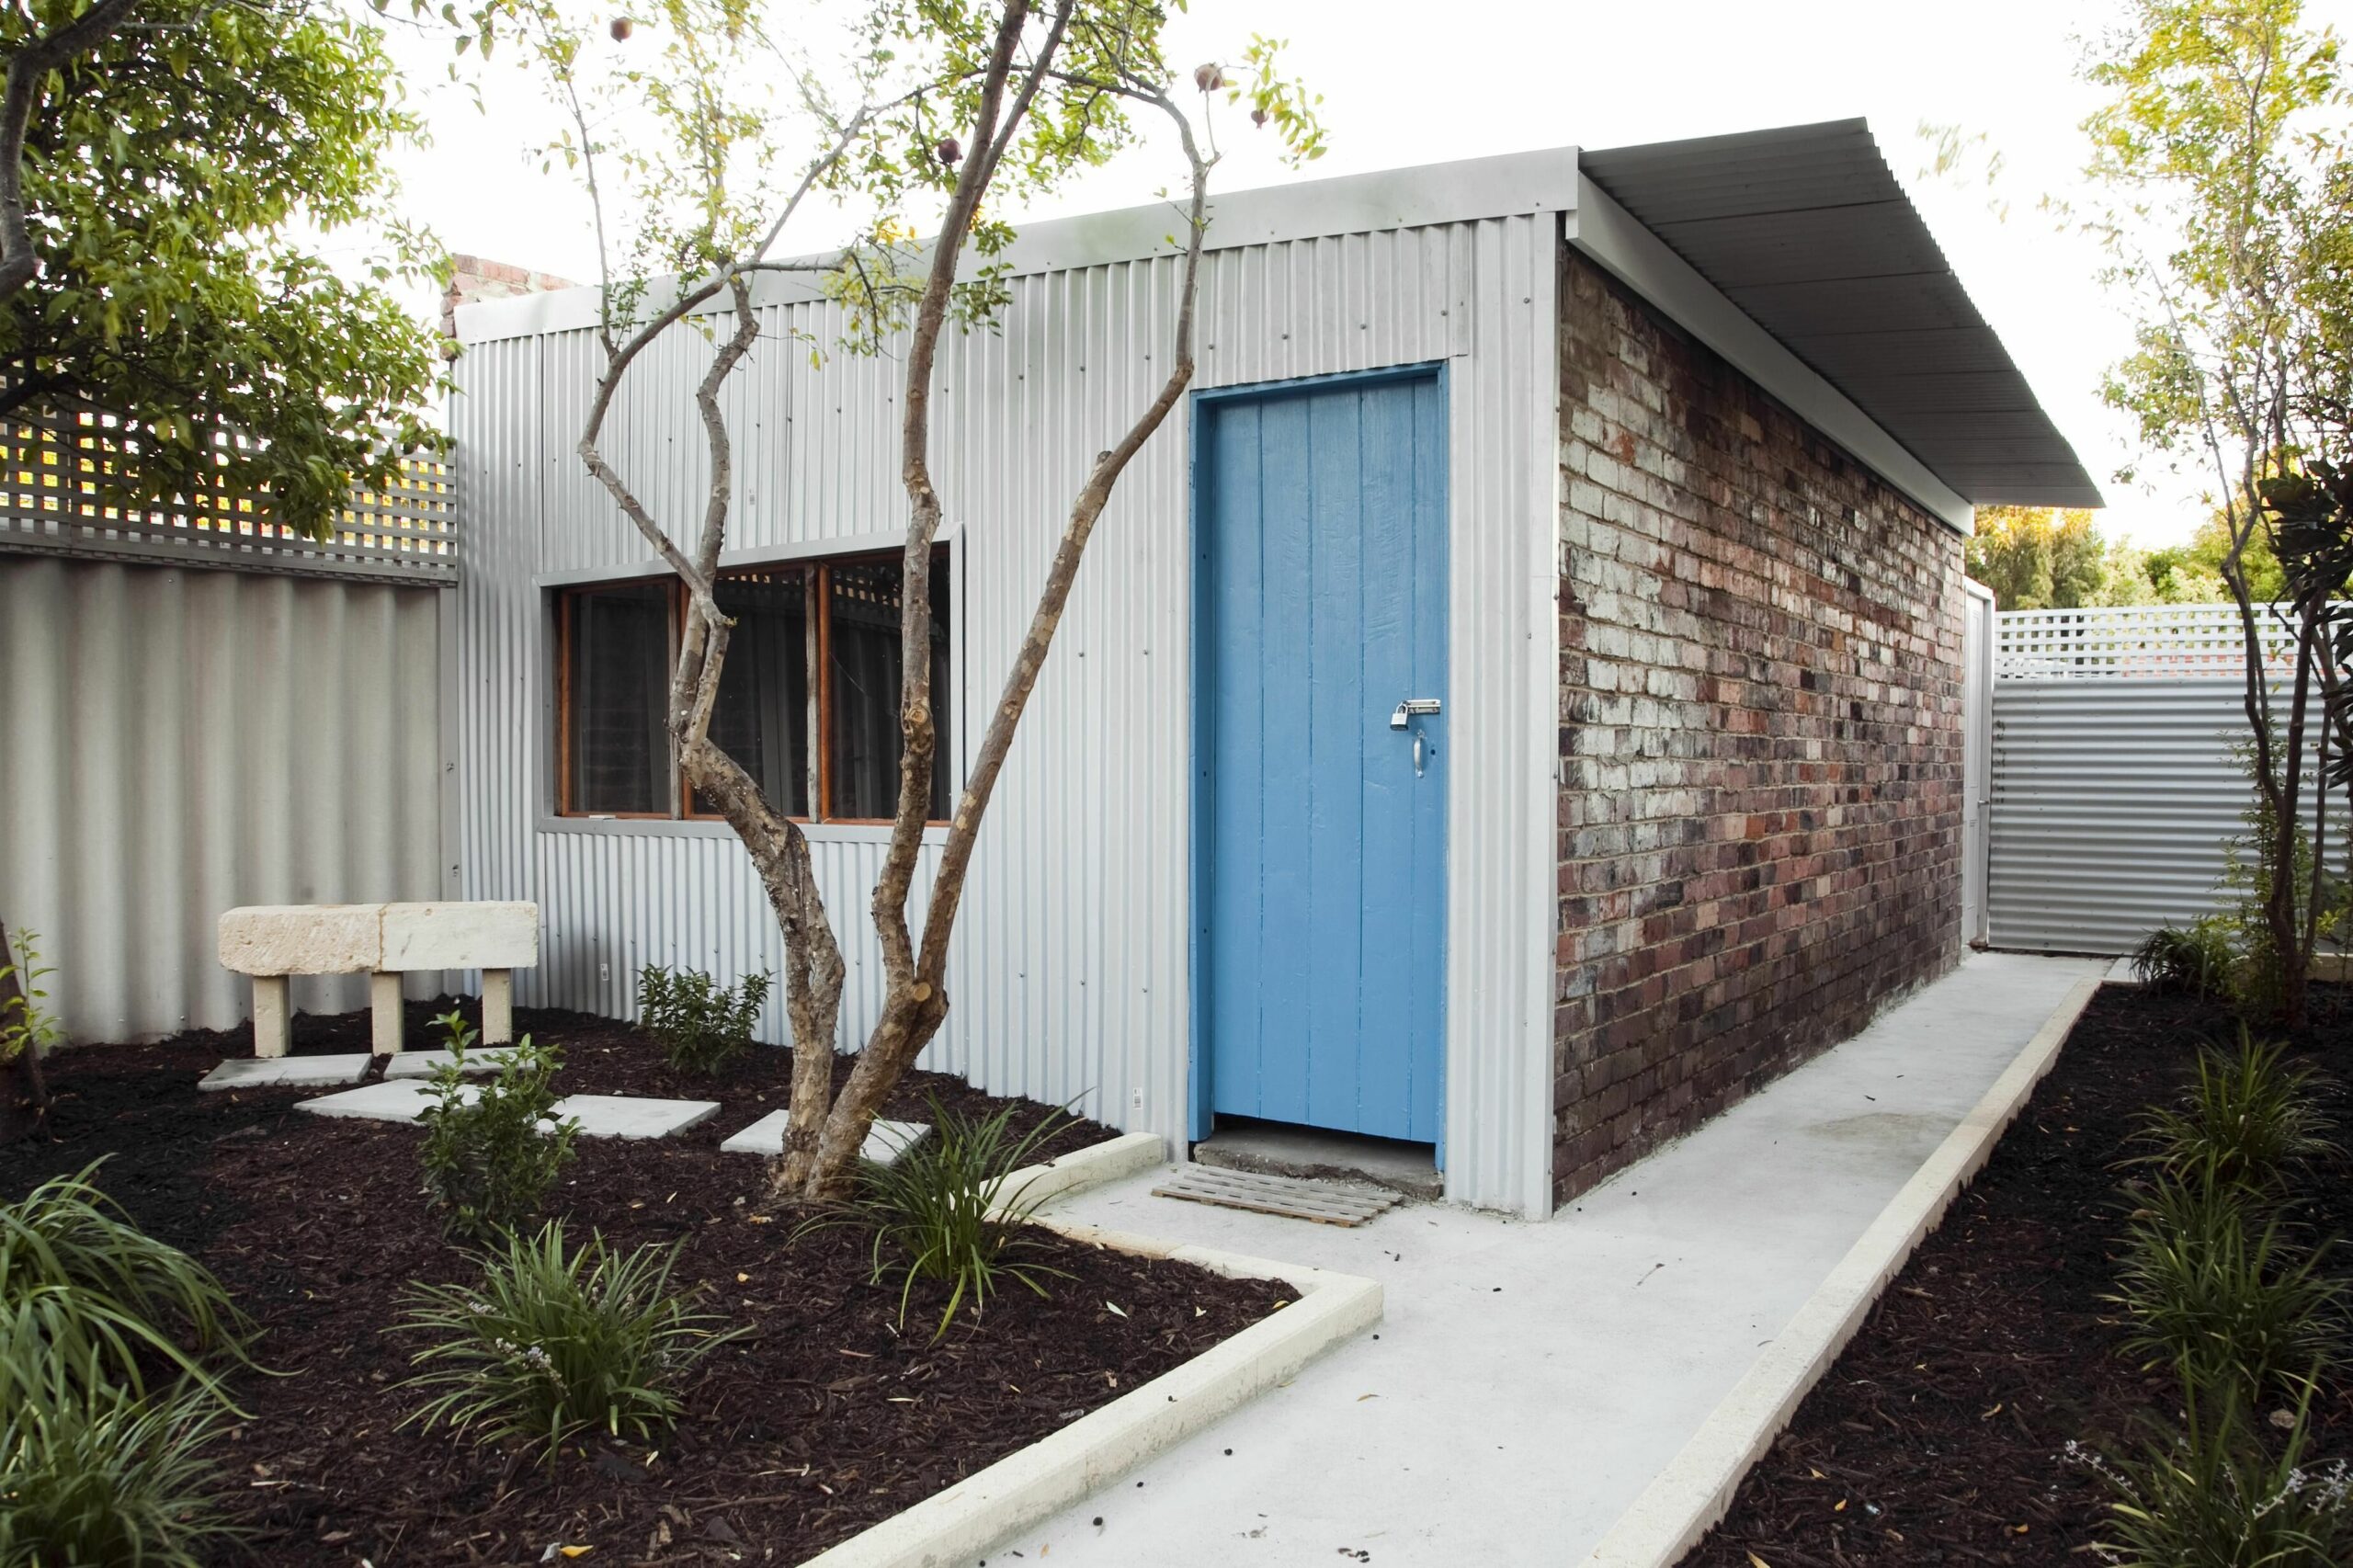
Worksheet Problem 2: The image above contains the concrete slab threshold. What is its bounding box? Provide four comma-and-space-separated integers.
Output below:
1001, 950, 2109, 1567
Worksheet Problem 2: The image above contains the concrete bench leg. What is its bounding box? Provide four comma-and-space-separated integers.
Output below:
252, 975, 290, 1060
482, 969, 514, 1045
370, 971, 404, 1056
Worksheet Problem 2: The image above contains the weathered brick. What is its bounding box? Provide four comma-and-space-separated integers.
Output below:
1552, 253, 1963, 1209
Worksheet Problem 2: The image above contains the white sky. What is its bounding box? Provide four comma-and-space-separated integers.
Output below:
378, 0, 2336, 548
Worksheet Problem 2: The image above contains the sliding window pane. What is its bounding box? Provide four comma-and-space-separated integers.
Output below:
828, 556, 950, 819
565, 582, 671, 813
699, 572, 812, 816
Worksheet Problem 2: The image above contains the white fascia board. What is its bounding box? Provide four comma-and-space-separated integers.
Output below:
1565, 174, 1974, 536
455, 146, 1583, 347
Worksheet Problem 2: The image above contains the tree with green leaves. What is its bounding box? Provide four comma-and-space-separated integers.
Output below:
2084, 0, 2353, 1026
497, 0, 1323, 1200
1, 0, 444, 536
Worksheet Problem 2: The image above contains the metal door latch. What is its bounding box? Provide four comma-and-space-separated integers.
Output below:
1389, 698, 1443, 730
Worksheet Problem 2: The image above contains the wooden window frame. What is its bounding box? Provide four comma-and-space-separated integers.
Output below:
554, 580, 677, 821
556, 546, 952, 826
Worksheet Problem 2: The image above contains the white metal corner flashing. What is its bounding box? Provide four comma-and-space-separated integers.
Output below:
1564, 174, 1974, 536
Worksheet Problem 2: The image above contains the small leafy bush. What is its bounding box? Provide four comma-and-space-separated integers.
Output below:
803, 1095, 1071, 1341
395, 1221, 741, 1458
0, 925, 63, 1071
636, 964, 771, 1074
2131, 917, 2239, 999
2110, 1171, 2343, 1398
2068, 1379, 2351, 1568
2134, 1029, 2333, 1195
0, 1160, 246, 1400
418, 1012, 578, 1242
0, 1357, 237, 1568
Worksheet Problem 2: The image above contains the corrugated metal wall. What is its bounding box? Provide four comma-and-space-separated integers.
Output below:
1988, 678, 2260, 954
451, 215, 1560, 1214
0, 557, 447, 1039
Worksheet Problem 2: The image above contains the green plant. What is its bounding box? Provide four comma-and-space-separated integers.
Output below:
2110, 1171, 2343, 1398
0, 1352, 237, 1568
0, 1161, 246, 1400
2131, 918, 2240, 999
394, 1222, 741, 1458
2068, 1377, 2352, 1567
417, 1012, 578, 1242
2135, 1030, 2334, 1193
801, 1094, 1072, 1342
635, 964, 771, 1075
0, 926, 63, 1069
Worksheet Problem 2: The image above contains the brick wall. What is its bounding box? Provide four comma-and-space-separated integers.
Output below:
1552, 250, 1968, 1205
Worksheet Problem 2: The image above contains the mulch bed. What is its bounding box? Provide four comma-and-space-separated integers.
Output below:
1684, 982, 2353, 1568
1, 999, 1286, 1566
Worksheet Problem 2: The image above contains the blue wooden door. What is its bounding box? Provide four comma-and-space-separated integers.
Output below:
1195, 369, 1447, 1146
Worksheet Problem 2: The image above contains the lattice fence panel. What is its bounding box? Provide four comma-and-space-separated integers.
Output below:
0, 406, 455, 585
1995, 603, 2297, 680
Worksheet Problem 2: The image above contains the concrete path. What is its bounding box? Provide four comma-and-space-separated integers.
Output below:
1017, 950, 2107, 1568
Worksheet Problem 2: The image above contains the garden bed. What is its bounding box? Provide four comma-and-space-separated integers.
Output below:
0, 1000, 1285, 1565
1683, 982, 2353, 1566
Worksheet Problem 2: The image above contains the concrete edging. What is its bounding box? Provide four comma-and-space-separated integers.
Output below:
798, 1146, 1382, 1568
1576, 971, 2106, 1568
988, 1129, 1168, 1211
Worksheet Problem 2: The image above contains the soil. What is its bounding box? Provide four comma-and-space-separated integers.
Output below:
1683, 983, 2353, 1567
0, 1000, 1286, 1566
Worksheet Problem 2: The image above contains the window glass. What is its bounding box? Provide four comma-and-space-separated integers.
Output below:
565, 581, 671, 813
698, 572, 812, 816
828, 557, 951, 819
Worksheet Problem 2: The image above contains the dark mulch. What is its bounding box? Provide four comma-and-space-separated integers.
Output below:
1683, 983, 2353, 1567
0, 1003, 1285, 1566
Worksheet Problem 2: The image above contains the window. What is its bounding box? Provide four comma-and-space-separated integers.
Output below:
556, 550, 950, 823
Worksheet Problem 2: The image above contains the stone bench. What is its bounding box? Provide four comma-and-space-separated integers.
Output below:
218, 902, 538, 1058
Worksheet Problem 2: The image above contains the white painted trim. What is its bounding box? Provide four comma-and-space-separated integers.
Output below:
1564, 175, 1974, 535
455, 148, 1583, 346
1575, 972, 2102, 1568
987, 1131, 1167, 1212
797, 1212, 1382, 1568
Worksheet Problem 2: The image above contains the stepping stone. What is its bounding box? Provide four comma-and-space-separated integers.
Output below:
199, 1053, 373, 1093
720, 1109, 928, 1165
297, 1080, 470, 1122
382, 1048, 521, 1080
549, 1094, 719, 1141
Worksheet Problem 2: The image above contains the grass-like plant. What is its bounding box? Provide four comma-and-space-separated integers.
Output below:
2130, 917, 2240, 999
2110, 1171, 2343, 1399
802, 1094, 1072, 1342
635, 964, 771, 1075
0, 1352, 238, 1568
395, 1221, 742, 1458
2068, 1377, 2351, 1568
0, 1160, 247, 1400
2134, 1029, 2333, 1194
418, 1012, 579, 1242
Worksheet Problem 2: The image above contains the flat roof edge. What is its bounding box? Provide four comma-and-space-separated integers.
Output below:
1566, 173, 1975, 535
455, 145, 1585, 346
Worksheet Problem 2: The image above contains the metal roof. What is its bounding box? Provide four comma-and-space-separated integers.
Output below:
1581, 119, 2101, 509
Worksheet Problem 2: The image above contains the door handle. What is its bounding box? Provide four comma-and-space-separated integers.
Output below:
1414, 729, 1433, 777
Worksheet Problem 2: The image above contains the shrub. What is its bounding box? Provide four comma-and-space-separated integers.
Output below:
0, 1161, 246, 1400
2110, 1171, 2343, 1399
2131, 918, 2239, 999
395, 1221, 741, 1458
2068, 1379, 2351, 1568
635, 964, 771, 1075
418, 1012, 578, 1242
2134, 1029, 2333, 1194
0, 1357, 236, 1568
803, 1094, 1071, 1341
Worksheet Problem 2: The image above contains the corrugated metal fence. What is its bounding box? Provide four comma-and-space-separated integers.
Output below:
0, 448, 456, 1040
1988, 604, 2298, 955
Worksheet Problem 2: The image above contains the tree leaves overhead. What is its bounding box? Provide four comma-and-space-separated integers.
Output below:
4, 0, 446, 538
